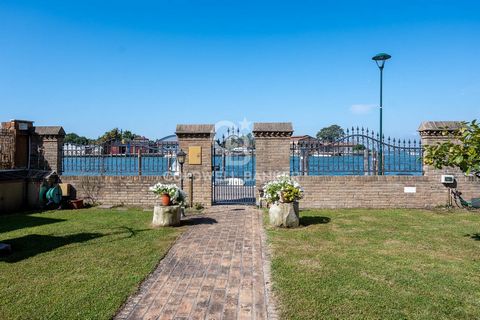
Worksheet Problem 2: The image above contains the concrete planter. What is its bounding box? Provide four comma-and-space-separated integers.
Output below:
269, 202, 300, 228
152, 205, 181, 227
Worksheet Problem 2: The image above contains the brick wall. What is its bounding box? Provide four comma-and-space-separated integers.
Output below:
292, 121, 480, 209
60, 176, 178, 207
54, 121, 480, 210
294, 174, 480, 209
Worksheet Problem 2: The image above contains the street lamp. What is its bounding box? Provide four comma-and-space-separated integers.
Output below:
176, 149, 186, 190
372, 52, 391, 175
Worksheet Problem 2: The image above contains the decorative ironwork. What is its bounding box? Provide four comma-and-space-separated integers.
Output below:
212, 127, 256, 205
0, 129, 15, 169
62, 138, 179, 176
291, 127, 423, 176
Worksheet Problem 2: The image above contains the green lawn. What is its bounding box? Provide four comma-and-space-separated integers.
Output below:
0, 208, 183, 320
266, 209, 480, 320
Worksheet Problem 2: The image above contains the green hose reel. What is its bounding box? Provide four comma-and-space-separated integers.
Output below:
40, 185, 63, 205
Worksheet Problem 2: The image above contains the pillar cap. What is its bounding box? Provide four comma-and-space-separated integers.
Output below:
34, 126, 66, 137
253, 122, 293, 138
176, 124, 215, 138
418, 121, 464, 136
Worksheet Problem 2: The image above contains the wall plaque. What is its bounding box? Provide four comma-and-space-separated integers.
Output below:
189, 146, 202, 165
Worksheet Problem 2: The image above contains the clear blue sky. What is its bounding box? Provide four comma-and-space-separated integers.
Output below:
0, 0, 479, 140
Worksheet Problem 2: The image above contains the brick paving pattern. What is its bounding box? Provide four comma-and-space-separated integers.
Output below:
116, 206, 270, 320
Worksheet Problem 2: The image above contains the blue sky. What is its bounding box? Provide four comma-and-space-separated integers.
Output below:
0, 0, 479, 140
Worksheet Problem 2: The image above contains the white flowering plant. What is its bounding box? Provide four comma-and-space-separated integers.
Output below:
263, 174, 304, 204
149, 183, 187, 206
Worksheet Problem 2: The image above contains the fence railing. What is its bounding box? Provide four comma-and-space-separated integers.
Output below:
291, 127, 423, 176
62, 140, 179, 176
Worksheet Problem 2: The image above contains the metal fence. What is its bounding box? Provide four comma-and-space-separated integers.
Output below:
62, 140, 179, 176
291, 127, 423, 176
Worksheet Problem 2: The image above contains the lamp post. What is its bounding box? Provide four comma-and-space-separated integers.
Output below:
176, 149, 186, 190
372, 52, 391, 175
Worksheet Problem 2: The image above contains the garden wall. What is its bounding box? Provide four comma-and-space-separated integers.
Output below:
59, 176, 181, 207
294, 174, 480, 209
0, 171, 45, 213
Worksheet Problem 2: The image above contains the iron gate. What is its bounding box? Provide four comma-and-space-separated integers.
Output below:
212, 128, 256, 205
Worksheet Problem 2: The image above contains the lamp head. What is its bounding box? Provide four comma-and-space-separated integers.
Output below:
176, 149, 186, 165
372, 53, 391, 69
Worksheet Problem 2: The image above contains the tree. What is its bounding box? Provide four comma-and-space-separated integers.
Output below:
424, 120, 480, 178
122, 130, 136, 140
353, 144, 366, 152
316, 125, 345, 142
64, 133, 91, 145
96, 128, 139, 143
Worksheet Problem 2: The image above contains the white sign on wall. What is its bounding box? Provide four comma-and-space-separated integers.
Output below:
404, 187, 417, 193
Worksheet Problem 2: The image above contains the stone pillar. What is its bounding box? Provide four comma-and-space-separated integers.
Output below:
34, 126, 66, 173
418, 121, 480, 206
1, 120, 34, 169
253, 122, 293, 197
418, 121, 463, 177
176, 124, 215, 207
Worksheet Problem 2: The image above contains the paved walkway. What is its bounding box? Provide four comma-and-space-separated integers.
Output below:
116, 206, 273, 320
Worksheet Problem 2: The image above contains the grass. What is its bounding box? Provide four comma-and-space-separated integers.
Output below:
0, 207, 183, 320
266, 208, 480, 320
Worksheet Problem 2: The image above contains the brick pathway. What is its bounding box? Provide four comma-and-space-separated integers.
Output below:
116, 206, 273, 320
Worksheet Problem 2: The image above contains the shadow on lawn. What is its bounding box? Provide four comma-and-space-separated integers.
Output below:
0, 215, 65, 234
0, 233, 103, 263
465, 233, 480, 241
300, 216, 331, 226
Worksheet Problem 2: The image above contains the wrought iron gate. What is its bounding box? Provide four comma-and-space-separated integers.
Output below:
212, 128, 256, 205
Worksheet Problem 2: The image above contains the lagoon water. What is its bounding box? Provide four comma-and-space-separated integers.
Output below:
62, 154, 422, 177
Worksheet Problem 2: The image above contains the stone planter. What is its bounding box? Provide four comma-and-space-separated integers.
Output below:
269, 202, 300, 228
152, 205, 181, 227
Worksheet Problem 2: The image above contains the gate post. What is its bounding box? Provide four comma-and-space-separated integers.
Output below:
176, 124, 215, 207
418, 121, 463, 177
253, 122, 294, 200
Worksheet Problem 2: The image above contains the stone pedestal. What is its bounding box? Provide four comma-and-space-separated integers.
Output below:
269, 202, 300, 228
152, 205, 181, 227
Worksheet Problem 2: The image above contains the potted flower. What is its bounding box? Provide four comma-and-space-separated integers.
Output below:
149, 183, 186, 206
263, 174, 303, 228
149, 183, 187, 227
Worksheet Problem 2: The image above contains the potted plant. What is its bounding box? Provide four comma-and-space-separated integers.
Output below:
149, 183, 187, 227
161, 193, 171, 206
149, 183, 186, 206
263, 174, 303, 228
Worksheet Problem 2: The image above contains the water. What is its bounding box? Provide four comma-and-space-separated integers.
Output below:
62, 154, 422, 177
290, 154, 423, 176
62, 155, 177, 176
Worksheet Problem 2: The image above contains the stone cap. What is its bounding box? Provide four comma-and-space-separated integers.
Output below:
176, 124, 215, 138
34, 126, 66, 136
253, 122, 293, 138
418, 121, 464, 136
